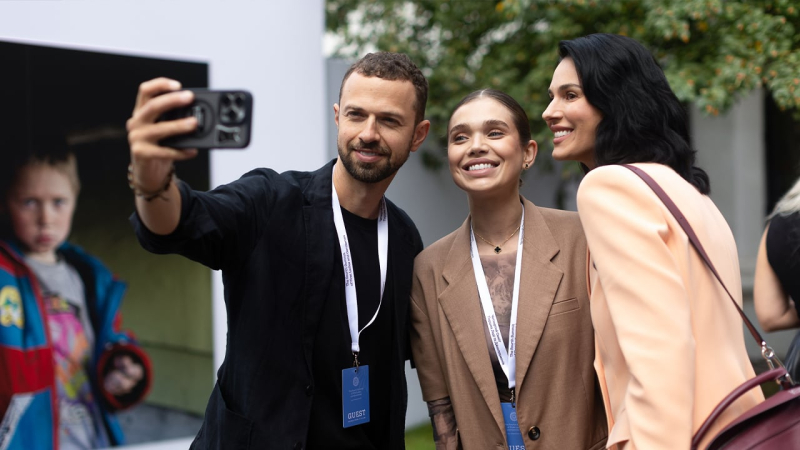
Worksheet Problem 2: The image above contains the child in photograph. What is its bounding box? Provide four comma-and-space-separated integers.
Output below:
0, 138, 151, 449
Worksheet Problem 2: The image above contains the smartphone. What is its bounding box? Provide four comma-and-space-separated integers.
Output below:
159, 89, 253, 149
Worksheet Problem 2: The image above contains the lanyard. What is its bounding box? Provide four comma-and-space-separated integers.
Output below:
331, 165, 389, 361
469, 205, 524, 393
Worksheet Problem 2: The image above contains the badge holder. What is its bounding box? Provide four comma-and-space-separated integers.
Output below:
342, 353, 370, 428
501, 389, 524, 448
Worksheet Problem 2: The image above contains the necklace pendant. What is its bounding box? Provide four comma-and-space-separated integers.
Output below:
494, 246, 501, 254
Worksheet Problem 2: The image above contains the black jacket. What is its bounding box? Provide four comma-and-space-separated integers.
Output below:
132, 160, 423, 449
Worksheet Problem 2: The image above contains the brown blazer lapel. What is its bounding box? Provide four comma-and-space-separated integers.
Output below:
438, 218, 506, 435
514, 200, 564, 391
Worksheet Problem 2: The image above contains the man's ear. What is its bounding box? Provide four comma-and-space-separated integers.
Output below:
410, 119, 431, 153
333, 103, 340, 127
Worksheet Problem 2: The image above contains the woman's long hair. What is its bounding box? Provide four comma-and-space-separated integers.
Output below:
559, 33, 710, 194
770, 177, 800, 218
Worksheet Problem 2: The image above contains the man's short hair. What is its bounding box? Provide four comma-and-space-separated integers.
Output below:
338, 52, 428, 124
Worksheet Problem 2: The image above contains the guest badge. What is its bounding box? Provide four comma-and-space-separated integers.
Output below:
331, 165, 388, 429
342, 366, 370, 428
501, 402, 525, 449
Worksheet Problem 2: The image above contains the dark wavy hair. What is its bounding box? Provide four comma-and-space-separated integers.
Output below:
559, 33, 710, 194
449, 89, 531, 148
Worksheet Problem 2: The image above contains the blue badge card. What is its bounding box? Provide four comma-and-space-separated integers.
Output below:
501, 402, 525, 449
342, 366, 370, 428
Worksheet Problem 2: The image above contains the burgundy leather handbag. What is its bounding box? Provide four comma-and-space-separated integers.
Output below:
622, 165, 800, 449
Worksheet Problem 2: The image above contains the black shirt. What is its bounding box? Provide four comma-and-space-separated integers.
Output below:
132, 161, 423, 449
306, 207, 394, 449
766, 212, 800, 316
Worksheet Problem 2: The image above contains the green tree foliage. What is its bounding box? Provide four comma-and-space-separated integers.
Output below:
326, 0, 800, 167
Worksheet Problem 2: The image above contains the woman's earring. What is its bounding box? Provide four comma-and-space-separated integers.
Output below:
524, 163, 529, 169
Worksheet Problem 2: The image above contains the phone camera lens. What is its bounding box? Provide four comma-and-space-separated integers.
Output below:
220, 93, 246, 125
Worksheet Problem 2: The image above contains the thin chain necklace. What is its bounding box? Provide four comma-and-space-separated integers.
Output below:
473, 224, 521, 254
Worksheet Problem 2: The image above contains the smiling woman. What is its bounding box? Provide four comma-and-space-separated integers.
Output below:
544, 33, 764, 449
542, 58, 602, 169
447, 97, 534, 201
409, 89, 607, 450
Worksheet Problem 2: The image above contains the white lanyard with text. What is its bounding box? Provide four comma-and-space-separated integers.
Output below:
469, 205, 524, 404
331, 165, 388, 366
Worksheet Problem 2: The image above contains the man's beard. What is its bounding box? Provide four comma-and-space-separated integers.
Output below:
338, 140, 410, 183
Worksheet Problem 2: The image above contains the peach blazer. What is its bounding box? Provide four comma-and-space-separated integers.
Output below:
410, 198, 608, 450
577, 163, 764, 450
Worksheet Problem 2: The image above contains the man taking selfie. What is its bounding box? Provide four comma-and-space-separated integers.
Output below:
126, 52, 430, 449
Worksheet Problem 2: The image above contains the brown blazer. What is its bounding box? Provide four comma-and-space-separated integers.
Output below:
577, 163, 764, 449
410, 198, 608, 450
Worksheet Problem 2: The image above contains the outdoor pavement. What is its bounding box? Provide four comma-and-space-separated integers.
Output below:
117, 403, 203, 445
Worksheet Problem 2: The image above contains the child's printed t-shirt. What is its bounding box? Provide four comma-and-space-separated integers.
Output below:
26, 256, 110, 450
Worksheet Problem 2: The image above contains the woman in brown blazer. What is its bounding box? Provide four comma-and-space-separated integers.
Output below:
410, 89, 607, 450
542, 33, 763, 449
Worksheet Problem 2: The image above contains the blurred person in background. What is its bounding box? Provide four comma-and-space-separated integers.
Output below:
754, 177, 800, 377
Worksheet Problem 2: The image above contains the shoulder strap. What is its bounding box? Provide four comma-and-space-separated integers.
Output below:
620, 164, 783, 368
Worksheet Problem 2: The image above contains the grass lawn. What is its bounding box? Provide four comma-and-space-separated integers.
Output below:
405, 423, 435, 450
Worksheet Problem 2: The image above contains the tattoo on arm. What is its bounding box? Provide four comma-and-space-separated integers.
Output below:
427, 397, 458, 449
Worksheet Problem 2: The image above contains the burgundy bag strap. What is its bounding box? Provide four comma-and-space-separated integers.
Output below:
620, 164, 768, 350
691, 367, 790, 448
620, 164, 793, 449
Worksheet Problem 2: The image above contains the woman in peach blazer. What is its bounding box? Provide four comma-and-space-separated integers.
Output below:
542, 33, 763, 449
411, 89, 607, 450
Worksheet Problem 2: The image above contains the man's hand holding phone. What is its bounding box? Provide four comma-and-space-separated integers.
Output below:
127, 77, 199, 193
126, 78, 199, 235
127, 77, 254, 234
